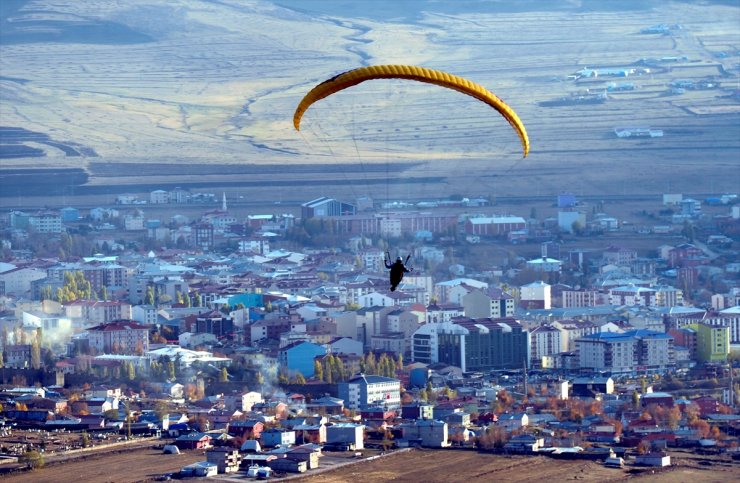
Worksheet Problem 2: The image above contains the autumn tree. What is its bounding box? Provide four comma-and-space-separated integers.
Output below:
314, 360, 324, 381
30, 336, 42, 370
19, 450, 44, 469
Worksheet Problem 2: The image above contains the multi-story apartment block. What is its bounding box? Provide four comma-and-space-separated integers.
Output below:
562, 289, 599, 308
28, 210, 62, 233
530, 324, 564, 363
47, 262, 128, 294
411, 317, 528, 372
576, 329, 673, 375
88, 320, 150, 355
462, 287, 515, 319
0, 267, 47, 297
654, 285, 683, 308
65, 300, 132, 325
686, 323, 730, 363
425, 303, 464, 324
551, 320, 599, 352
608, 284, 656, 307
337, 374, 401, 410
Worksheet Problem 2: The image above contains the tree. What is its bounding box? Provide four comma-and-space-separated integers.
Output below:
314, 360, 324, 382
219, 367, 229, 383
30, 337, 42, 370
145, 286, 155, 306
19, 450, 44, 469
293, 373, 306, 385
126, 361, 136, 381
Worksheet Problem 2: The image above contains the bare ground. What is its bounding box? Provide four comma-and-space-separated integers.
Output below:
3, 446, 205, 483
294, 449, 740, 483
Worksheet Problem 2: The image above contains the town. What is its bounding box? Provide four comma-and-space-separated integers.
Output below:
0, 187, 738, 481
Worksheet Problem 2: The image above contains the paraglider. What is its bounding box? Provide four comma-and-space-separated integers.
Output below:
293, 64, 530, 157
385, 252, 413, 292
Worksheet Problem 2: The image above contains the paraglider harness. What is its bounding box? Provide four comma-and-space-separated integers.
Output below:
385, 251, 413, 292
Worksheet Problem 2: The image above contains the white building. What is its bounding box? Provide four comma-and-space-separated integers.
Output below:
608, 284, 657, 306
147, 345, 231, 368
462, 287, 515, 318
520, 281, 551, 309
0, 267, 47, 297
337, 374, 401, 410
576, 330, 673, 375
530, 325, 564, 363
526, 257, 562, 273
150, 190, 169, 204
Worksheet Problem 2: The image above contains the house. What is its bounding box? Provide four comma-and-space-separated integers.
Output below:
206, 447, 241, 474
326, 423, 365, 450
497, 413, 528, 431
401, 403, 434, 421
227, 419, 265, 439
267, 457, 308, 474
641, 392, 674, 408
181, 461, 218, 477
635, 452, 671, 467
279, 341, 327, 377
261, 428, 296, 448
572, 376, 614, 397
400, 419, 450, 448
286, 444, 322, 469
224, 391, 264, 412
293, 423, 327, 444
305, 395, 345, 415
175, 432, 212, 450
337, 374, 401, 410
503, 433, 543, 453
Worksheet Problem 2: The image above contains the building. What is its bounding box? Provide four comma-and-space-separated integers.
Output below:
530, 325, 563, 365
206, 447, 241, 474
302, 197, 355, 218
46, 262, 128, 294
520, 281, 551, 309
686, 323, 730, 363
462, 287, 515, 319
87, 320, 150, 355
576, 330, 674, 375
608, 285, 657, 307
29, 210, 62, 233
562, 289, 598, 308
326, 423, 365, 450
411, 317, 528, 372
65, 300, 133, 325
464, 216, 526, 237
0, 267, 47, 297
279, 341, 327, 377
525, 257, 562, 273
399, 419, 450, 447
337, 374, 401, 410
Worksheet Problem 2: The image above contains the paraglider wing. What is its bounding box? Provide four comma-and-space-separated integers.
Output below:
293, 64, 530, 157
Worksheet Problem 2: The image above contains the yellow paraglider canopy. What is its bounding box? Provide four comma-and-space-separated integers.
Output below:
293, 64, 529, 157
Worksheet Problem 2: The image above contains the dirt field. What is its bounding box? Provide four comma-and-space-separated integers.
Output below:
295, 449, 740, 483
3, 446, 205, 483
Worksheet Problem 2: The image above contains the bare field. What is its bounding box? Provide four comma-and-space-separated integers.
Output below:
1, 1, 739, 205
295, 449, 740, 483
3, 446, 205, 483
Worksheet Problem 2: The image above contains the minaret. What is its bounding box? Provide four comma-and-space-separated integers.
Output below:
222, 192, 227, 211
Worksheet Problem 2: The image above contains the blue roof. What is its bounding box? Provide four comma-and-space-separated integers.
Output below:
581, 329, 671, 342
